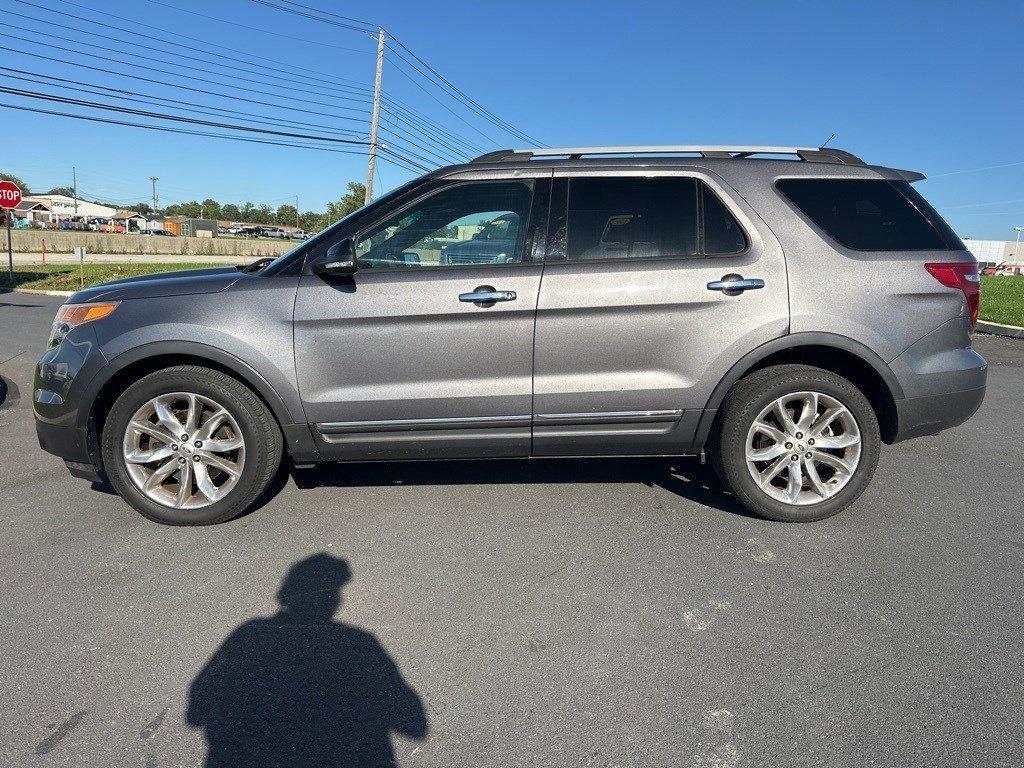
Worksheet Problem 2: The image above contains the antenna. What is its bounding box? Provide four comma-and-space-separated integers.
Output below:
821, 132, 836, 148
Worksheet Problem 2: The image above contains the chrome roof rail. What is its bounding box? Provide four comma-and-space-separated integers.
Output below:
471, 145, 866, 165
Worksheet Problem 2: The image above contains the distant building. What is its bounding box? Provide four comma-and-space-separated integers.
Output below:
166, 217, 218, 238
21, 194, 116, 219
962, 238, 1023, 266
13, 198, 51, 224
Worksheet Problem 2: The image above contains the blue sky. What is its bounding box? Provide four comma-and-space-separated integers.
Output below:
1, 0, 1022, 239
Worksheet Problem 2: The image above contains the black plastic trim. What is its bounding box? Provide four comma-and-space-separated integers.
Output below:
688, 332, 905, 453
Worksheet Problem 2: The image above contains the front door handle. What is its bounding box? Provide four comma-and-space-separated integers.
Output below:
706, 274, 765, 296
459, 285, 517, 307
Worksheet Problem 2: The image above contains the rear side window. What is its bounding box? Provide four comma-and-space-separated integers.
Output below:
563, 177, 746, 261
567, 177, 697, 261
777, 178, 962, 251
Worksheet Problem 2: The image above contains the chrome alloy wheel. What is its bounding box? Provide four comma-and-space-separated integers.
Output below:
745, 391, 862, 506
122, 392, 245, 509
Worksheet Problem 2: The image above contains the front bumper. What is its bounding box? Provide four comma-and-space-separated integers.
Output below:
33, 323, 108, 470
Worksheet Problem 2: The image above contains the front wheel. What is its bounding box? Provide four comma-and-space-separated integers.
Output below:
101, 365, 283, 525
711, 364, 881, 522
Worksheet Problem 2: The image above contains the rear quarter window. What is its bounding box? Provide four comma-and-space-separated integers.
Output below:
776, 178, 962, 251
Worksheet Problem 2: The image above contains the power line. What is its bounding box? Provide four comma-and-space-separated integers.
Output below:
2, 28, 467, 165
1, 29, 373, 114
0, 66, 371, 140
6, 4, 377, 105
246, 0, 543, 146
7, 0, 482, 162
248, 0, 377, 34
0, 103, 429, 174
0, 85, 376, 147
385, 36, 544, 146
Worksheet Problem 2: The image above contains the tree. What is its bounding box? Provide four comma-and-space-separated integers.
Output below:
46, 186, 76, 197
201, 198, 221, 220
319, 182, 366, 230
128, 202, 153, 215
222, 203, 241, 221
0, 171, 30, 193
276, 204, 298, 226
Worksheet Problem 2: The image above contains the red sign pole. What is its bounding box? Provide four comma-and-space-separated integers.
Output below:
0, 180, 23, 290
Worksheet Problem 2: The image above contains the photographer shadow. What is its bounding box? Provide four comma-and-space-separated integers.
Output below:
186, 553, 428, 767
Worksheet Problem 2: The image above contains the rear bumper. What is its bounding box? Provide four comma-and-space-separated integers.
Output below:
889, 316, 988, 442
893, 384, 986, 442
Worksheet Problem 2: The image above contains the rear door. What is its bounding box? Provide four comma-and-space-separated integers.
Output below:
294, 175, 550, 460
532, 170, 789, 455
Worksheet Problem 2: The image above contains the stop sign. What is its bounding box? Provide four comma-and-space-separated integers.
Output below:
0, 180, 22, 210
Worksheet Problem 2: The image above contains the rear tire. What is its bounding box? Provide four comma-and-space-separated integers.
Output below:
100, 365, 283, 525
711, 364, 880, 522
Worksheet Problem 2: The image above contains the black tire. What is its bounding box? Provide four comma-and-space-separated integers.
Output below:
100, 365, 283, 525
711, 364, 881, 522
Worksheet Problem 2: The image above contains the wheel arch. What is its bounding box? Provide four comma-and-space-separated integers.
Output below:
690, 332, 904, 452
82, 342, 299, 471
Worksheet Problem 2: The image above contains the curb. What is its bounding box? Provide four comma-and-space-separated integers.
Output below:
13, 288, 75, 297
976, 320, 1024, 339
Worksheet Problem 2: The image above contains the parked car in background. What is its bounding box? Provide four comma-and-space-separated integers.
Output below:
34, 144, 986, 526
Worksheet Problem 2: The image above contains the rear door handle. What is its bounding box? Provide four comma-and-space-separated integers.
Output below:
706, 274, 765, 296
459, 285, 517, 307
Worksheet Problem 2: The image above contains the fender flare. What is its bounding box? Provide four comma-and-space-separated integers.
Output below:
80, 339, 296, 431
688, 332, 904, 452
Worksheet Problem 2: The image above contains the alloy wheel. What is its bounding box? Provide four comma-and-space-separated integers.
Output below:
744, 390, 862, 506
122, 392, 246, 509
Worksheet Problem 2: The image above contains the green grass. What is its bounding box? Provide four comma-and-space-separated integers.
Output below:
980, 275, 1024, 327
8, 262, 216, 292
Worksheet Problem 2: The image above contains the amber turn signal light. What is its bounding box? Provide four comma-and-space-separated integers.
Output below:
54, 302, 119, 325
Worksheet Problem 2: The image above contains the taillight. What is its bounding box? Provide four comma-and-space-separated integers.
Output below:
925, 262, 980, 327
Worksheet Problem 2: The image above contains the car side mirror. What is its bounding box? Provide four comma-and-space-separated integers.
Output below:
313, 238, 358, 276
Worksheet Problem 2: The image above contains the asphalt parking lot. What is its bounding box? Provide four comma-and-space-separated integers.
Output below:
2, 291, 1022, 768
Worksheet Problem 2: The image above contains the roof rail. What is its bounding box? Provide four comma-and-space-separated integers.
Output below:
470, 145, 865, 166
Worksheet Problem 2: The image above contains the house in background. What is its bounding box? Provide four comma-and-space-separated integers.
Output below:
21, 194, 117, 220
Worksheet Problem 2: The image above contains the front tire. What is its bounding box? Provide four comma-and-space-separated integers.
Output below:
100, 365, 283, 525
711, 364, 881, 522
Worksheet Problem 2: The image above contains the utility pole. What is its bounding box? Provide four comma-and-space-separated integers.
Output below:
294, 195, 300, 228
72, 166, 78, 216
150, 177, 159, 213
364, 28, 385, 205
1014, 226, 1023, 263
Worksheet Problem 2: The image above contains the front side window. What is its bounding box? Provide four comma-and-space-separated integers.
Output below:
355, 181, 533, 269
777, 178, 961, 251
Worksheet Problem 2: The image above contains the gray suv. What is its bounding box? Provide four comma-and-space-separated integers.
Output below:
34, 145, 987, 525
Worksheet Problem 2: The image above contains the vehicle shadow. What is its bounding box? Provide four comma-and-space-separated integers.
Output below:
292, 457, 754, 518
186, 553, 428, 768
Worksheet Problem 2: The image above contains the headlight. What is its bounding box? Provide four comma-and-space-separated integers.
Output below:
47, 302, 119, 348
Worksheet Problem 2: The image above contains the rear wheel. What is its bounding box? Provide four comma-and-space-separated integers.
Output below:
100, 365, 283, 525
711, 364, 880, 522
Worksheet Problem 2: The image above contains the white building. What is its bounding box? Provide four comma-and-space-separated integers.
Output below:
962, 238, 1023, 266
21, 194, 117, 220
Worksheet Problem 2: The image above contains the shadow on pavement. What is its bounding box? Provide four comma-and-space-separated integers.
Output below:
293, 457, 752, 518
187, 553, 428, 768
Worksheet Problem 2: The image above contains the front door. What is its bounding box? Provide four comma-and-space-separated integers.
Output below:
295, 178, 548, 460
532, 172, 789, 455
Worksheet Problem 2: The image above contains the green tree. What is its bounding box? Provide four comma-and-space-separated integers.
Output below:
275, 204, 298, 226
128, 202, 153, 215
0, 171, 30, 193
201, 198, 221, 220
46, 186, 76, 197
222, 203, 241, 221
